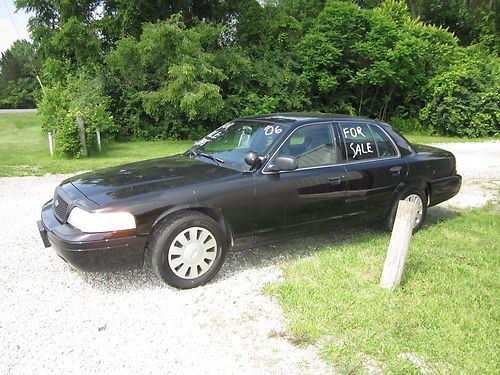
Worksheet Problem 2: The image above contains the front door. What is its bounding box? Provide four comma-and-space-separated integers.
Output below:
252, 122, 347, 242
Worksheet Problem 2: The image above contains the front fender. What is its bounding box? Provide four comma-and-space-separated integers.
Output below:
151, 203, 234, 246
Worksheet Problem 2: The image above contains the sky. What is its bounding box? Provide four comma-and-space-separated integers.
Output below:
0, 0, 31, 54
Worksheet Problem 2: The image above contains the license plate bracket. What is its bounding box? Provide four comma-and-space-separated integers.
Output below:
37, 220, 51, 248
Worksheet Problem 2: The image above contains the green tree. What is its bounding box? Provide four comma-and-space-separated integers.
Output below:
105, 17, 227, 139
406, 0, 499, 50
298, 0, 457, 120
0, 40, 40, 108
47, 17, 102, 67
15, 0, 101, 58
14, 0, 499, 146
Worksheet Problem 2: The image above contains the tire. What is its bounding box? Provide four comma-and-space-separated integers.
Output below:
148, 211, 228, 289
384, 187, 427, 232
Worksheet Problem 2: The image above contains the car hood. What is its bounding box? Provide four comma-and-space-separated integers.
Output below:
64, 155, 238, 205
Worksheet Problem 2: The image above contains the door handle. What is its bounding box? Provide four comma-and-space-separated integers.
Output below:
390, 166, 403, 176
328, 176, 344, 185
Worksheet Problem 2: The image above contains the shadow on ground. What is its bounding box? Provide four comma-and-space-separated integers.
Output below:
426, 205, 460, 223
77, 205, 460, 292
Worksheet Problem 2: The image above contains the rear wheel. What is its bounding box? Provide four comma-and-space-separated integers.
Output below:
148, 211, 227, 289
385, 188, 427, 232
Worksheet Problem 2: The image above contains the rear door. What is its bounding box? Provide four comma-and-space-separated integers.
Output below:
338, 122, 408, 224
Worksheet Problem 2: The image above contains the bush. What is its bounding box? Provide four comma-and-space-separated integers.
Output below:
53, 112, 82, 157
388, 115, 425, 133
420, 48, 500, 137
37, 63, 117, 157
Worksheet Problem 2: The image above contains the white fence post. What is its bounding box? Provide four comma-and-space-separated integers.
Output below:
96, 129, 101, 151
380, 200, 418, 290
48, 131, 54, 156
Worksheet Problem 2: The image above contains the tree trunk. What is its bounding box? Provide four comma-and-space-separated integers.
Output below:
368, 87, 379, 117
76, 116, 88, 158
358, 90, 363, 115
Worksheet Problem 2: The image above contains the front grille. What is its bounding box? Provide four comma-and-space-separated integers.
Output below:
53, 191, 69, 222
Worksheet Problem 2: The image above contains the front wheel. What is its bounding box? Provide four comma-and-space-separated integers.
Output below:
148, 211, 227, 289
385, 188, 427, 232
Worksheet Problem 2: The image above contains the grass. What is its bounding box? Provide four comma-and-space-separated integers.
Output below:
0, 112, 497, 176
264, 206, 500, 374
404, 133, 497, 145
0, 113, 192, 176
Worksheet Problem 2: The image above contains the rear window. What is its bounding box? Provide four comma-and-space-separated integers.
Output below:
340, 123, 398, 161
340, 123, 377, 161
369, 124, 398, 157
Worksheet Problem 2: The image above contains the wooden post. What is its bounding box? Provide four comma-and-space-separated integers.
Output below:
48, 131, 54, 156
95, 129, 101, 151
380, 200, 418, 290
76, 115, 88, 157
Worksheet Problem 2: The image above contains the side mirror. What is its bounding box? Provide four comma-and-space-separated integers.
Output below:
244, 151, 261, 168
266, 156, 298, 173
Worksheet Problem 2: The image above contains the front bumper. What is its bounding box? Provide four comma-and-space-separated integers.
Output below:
38, 201, 147, 271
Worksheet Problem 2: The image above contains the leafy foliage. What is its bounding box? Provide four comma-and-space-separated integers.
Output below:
38, 63, 116, 157
105, 14, 310, 140
0, 40, 40, 108
6, 0, 500, 157
421, 47, 499, 137
406, 0, 499, 50
299, 0, 458, 119
105, 18, 226, 140
47, 17, 102, 67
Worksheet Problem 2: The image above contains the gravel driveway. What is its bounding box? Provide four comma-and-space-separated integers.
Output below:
0, 175, 331, 375
1, 141, 498, 375
433, 141, 499, 208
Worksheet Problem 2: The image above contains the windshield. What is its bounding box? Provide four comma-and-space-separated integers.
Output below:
185, 120, 290, 171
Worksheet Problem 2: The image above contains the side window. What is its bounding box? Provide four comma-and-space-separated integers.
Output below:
274, 123, 338, 169
369, 124, 398, 157
340, 123, 377, 161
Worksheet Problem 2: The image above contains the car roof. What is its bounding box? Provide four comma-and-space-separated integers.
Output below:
240, 112, 382, 127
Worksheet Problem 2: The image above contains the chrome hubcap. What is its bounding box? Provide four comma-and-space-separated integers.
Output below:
404, 194, 424, 227
168, 227, 217, 279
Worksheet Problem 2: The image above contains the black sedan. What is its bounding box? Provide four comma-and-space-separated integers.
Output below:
38, 113, 461, 289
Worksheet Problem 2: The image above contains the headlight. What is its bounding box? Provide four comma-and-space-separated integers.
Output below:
67, 207, 136, 233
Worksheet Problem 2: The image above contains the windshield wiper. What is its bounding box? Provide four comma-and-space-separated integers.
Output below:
191, 150, 224, 167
